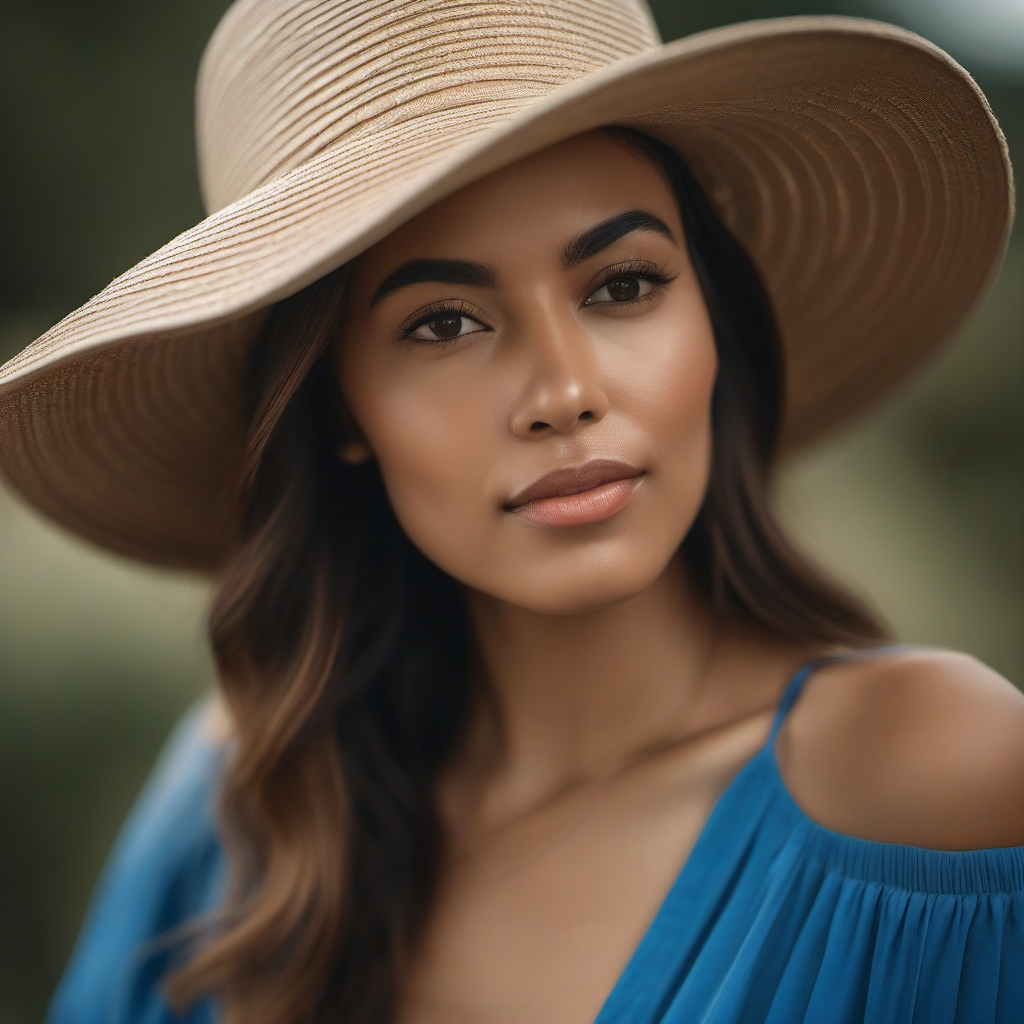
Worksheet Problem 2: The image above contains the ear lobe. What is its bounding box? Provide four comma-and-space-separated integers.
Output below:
338, 438, 372, 464
331, 385, 372, 463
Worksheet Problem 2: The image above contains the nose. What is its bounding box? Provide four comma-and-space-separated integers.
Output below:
509, 307, 610, 438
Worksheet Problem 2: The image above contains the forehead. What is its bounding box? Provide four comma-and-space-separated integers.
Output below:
353, 130, 680, 274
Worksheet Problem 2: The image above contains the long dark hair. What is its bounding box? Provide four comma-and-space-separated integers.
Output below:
168, 129, 885, 1023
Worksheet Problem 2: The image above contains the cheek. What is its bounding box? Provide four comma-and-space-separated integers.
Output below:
616, 299, 718, 489
343, 356, 497, 564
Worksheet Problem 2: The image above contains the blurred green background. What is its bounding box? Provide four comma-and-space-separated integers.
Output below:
0, 0, 1020, 1020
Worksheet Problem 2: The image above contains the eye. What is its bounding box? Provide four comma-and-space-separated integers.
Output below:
406, 310, 488, 343
585, 274, 655, 306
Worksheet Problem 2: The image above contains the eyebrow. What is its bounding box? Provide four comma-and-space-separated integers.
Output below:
369, 210, 675, 306
561, 210, 676, 269
370, 257, 496, 307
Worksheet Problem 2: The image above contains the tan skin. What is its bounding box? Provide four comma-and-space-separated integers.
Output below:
326, 131, 1024, 1023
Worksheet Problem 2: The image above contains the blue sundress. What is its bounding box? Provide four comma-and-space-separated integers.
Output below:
47, 658, 1024, 1023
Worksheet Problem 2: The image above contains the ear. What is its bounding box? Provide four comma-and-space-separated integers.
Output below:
329, 368, 373, 464
338, 437, 372, 464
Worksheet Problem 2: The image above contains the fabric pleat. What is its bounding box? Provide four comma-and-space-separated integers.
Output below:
47, 664, 1024, 1024
593, 662, 1024, 1023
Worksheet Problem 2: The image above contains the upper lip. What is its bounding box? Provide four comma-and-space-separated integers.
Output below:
505, 458, 644, 509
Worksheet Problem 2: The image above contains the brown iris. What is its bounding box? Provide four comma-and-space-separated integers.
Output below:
606, 276, 640, 301
427, 314, 464, 338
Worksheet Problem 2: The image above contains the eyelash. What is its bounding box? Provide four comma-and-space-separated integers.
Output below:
585, 259, 675, 305
397, 258, 675, 343
399, 298, 489, 340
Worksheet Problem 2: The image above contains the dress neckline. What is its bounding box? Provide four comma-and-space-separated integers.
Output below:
593, 646, 1024, 1023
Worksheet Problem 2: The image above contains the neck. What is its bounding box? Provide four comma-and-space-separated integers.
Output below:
457, 555, 715, 828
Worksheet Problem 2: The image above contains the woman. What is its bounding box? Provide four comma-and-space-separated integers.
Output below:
1, 1, 1020, 1022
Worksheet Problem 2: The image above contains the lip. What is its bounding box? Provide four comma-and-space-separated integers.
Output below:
505, 458, 644, 527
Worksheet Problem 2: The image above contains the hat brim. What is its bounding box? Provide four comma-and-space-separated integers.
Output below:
0, 16, 1013, 570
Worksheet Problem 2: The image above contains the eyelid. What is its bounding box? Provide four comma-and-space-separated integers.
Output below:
583, 258, 676, 304
398, 297, 491, 337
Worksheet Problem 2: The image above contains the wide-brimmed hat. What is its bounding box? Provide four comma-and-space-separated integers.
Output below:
0, 0, 1012, 571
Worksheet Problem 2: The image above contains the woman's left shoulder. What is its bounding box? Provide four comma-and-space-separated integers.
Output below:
777, 647, 1024, 850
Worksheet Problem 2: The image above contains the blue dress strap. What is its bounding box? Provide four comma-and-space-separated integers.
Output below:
597, 643, 1023, 1024
767, 661, 820, 742
767, 644, 921, 743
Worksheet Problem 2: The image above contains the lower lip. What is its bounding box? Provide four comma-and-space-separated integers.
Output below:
510, 476, 642, 527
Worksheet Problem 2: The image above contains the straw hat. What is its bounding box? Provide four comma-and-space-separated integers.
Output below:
0, 0, 1012, 570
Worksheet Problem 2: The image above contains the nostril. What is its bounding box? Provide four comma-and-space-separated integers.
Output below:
578, 411, 594, 422
530, 421, 549, 432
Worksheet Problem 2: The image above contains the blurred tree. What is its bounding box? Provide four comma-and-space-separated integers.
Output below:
0, 0, 231, 327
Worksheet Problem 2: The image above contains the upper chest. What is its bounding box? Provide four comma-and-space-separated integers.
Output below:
398, 711, 774, 1024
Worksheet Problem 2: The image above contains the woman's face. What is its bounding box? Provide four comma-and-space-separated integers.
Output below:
337, 130, 717, 615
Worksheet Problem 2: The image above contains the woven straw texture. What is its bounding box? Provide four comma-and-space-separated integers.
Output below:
0, 0, 1013, 569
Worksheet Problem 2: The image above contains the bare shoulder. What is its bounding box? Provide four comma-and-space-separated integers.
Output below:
776, 648, 1024, 850
201, 693, 235, 745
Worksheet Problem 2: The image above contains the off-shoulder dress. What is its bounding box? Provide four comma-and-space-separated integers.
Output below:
47, 657, 1024, 1023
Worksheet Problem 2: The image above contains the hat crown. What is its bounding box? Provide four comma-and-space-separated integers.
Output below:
196, 0, 661, 212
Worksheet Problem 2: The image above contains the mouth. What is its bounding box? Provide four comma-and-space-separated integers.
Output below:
505, 458, 644, 527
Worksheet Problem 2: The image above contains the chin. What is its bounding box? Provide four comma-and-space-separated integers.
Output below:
477, 548, 675, 616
